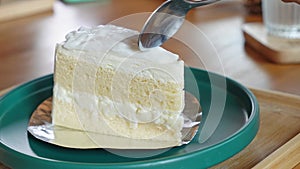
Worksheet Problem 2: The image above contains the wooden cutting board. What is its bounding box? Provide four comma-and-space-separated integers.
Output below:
243, 22, 300, 64
212, 88, 300, 169
0, 87, 300, 169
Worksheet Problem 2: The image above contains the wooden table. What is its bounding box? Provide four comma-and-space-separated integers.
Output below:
0, 0, 300, 168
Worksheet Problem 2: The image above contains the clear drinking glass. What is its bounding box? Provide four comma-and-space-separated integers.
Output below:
262, 0, 300, 39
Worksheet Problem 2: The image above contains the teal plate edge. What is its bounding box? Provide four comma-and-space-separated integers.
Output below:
0, 67, 260, 169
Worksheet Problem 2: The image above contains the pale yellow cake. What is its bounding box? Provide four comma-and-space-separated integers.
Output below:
52, 25, 185, 149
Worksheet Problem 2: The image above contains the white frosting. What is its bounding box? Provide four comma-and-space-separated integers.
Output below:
57, 25, 184, 84
63, 25, 180, 64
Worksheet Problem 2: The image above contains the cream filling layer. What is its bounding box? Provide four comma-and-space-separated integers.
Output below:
53, 84, 183, 130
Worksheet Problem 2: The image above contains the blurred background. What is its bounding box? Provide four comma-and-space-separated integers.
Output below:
0, 0, 299, 95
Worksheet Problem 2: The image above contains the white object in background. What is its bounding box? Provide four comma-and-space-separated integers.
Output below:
262, 0, 300, 39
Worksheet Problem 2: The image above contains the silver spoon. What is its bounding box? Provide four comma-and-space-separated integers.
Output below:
138, 0, 220, 51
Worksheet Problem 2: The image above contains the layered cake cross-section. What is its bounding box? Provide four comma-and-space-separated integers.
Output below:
52, 25, 185, 148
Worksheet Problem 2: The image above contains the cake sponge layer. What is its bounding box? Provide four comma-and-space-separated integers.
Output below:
54, 50, 184, 112
52, 25, 185, 148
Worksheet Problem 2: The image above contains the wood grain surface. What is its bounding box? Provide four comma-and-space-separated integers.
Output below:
211, 88, 300, 169
253, 133, 300, 169
0, 0, 54, 22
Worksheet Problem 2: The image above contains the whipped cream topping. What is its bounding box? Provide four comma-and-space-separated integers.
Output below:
62, 25, 181, 64
57, 24, 184, 84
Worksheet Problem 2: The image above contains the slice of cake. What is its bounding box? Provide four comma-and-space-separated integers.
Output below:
52, 25, 185, 149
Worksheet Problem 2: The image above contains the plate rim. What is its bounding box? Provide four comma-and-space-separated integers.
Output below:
0, 68, 260, 168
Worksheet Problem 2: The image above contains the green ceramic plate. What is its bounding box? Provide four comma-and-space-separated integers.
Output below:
0, 67, 259, 169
